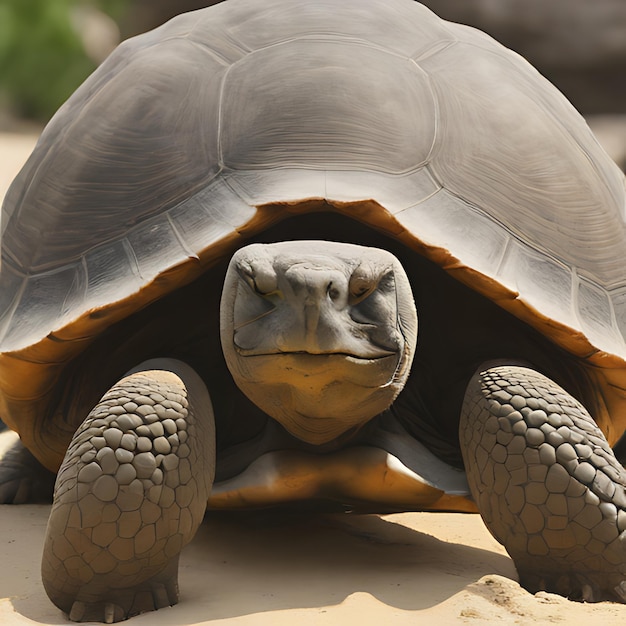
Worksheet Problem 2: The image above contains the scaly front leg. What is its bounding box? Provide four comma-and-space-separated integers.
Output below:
460, 363, 626, 602
42, 359, 215, 623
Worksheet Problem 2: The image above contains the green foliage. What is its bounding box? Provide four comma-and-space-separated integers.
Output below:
0, 0, 126, 121
98, 0, 128, 20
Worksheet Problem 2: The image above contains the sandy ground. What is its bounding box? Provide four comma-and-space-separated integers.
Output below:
2, 123, 626, 626
5, 504, 626, 626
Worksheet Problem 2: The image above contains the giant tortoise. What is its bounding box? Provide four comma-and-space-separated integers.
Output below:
1, 0, 626, 621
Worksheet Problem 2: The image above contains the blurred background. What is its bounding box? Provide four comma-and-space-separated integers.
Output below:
0, 0, 625, 164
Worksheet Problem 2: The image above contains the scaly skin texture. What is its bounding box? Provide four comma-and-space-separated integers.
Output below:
0, 430, 55, 503
460, 364, 626, 602
41, 360, 215, 623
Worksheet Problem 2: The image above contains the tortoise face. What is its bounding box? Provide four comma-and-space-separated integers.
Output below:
220, 241, 418, 444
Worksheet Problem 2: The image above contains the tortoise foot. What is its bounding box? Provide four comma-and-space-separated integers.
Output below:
518, 567, 626, 603
460, 363, 626, 603
42, 359, 215, 622
0, 429, 55, 504
66, 557, 179, 623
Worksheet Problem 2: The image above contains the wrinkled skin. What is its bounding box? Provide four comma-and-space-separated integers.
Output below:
1, 240, 626, 621
220, 241, 418, 444
27, 242, 626, 622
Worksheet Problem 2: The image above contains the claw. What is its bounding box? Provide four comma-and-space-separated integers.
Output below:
614, 581, 626, 602
152, 583, 171, 609
165, 577, 179, 603
104, 603, 123, 624
69, 600, 86, 621
582, 584, 594, 602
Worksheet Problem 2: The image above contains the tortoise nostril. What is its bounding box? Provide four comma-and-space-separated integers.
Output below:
240, 258, 278, 295
254, 271, 278, 295
327, 282, 341, 302
285, 266, 348, 303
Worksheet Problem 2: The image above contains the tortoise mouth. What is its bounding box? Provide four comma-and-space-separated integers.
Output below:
235, 349, 397, 360
229, 351, 401, 389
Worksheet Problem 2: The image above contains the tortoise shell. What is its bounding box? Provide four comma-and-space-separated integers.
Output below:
1, 0, 626, 470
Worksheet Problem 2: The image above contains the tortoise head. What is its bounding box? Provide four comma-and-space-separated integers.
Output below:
220, 241, 418, 444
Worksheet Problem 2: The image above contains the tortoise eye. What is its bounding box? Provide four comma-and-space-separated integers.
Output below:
349, 268, 396, 326
239, 261, 278, 296
349, 277, 375, 301
349, 263, 379, 302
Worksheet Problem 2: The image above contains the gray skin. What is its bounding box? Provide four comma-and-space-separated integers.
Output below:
1, 0, 626, 622
220, 241, 417, 445
33, 239, 626, 622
